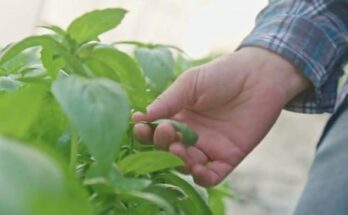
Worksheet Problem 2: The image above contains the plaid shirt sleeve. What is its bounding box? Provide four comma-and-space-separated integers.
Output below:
239, 0, 348, 113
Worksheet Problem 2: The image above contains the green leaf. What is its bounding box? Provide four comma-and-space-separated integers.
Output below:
154, 172, 213, 215
0, 84, 45, 138
118, 151, 184, 175
175, 53, 192, 76
145, 183, 188, 208
41, 46, 65, 78
0, 36, 52, 64
0, 75, 23, 92
0, 137, 92, 215
0, 35, 85, 76
134, 46, 175, 94
84, 58, 120, 82
86, 45, 148, 110
0, 48, 40, 75
39, 25, 66, 36
52, 75, 130, 172
68, 8, 127, 44
84, 165, 151, 193
207, 184, 234, 215
120, 191, 176, 215
26, 91, 68, 147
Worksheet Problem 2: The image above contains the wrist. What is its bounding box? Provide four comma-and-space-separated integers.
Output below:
237, 47, 309, 103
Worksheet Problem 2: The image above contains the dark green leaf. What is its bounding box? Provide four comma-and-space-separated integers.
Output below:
0, 137, 92, 215
134, 46, 175, 94
67, 8, 127, 44
84, 58, 120, 82
86, 45, 148, 110
118, 151, 184, 175
120, 191, 175, 215
145, 183, 188, 211
26, 92, 68, 147
52, 75, 130, 172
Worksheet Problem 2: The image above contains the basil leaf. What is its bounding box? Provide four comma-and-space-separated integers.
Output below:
135, 46, 175, 95
87, 46, 148, 110
68, 8, 127, 44
52, 75, 130, 172
0, 137, 92, 215
118, 151, 184, 175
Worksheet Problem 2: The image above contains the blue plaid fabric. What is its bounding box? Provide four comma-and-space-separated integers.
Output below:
239, 0, 348, 113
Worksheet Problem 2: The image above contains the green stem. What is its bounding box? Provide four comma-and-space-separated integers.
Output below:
69, 129, 79, 173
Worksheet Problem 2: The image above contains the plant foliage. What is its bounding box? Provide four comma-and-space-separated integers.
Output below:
0, 8, 232, 215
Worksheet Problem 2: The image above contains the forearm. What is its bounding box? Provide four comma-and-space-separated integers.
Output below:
239, 0, 348, 113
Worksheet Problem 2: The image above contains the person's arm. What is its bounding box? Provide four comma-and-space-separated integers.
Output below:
240, 0, 348, 113
132, 0, 348, 187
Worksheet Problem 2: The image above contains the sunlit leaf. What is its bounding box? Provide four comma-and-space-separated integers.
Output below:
68, 8, 127, 44
118, 151, 184, 175
86, 45, 148, 110
0, 84, 45, 138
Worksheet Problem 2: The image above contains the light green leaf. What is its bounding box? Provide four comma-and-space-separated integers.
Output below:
68, 8, 127, 44
41, 47, 65, 78
39, 25, 66, 36
0, 84, 45, 138
0, 137, 92, 215
207, 184, 234, 215
207, 189, 227, 215
118, 151, 184, 175
86, 45, 148, 110
134, 46, 175, 94
155, 172, 213, 215
52, 75, 130, 172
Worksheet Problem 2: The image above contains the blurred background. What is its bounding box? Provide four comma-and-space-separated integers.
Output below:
0, 0, 329, 214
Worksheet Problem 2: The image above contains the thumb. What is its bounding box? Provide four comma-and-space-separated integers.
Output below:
135, 71, 195, 122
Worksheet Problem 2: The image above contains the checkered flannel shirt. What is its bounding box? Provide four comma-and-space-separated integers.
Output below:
240, 0, 348, 113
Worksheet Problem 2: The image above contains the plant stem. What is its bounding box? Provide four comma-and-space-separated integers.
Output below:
69, 129, 79, 173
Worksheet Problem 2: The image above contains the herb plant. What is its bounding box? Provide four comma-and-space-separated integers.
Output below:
0, 8, 232, 215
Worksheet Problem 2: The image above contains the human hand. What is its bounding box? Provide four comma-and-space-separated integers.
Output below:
132, 47, 308, 187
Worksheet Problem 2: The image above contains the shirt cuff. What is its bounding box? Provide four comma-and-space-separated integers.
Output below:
239, 15, 341, 113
